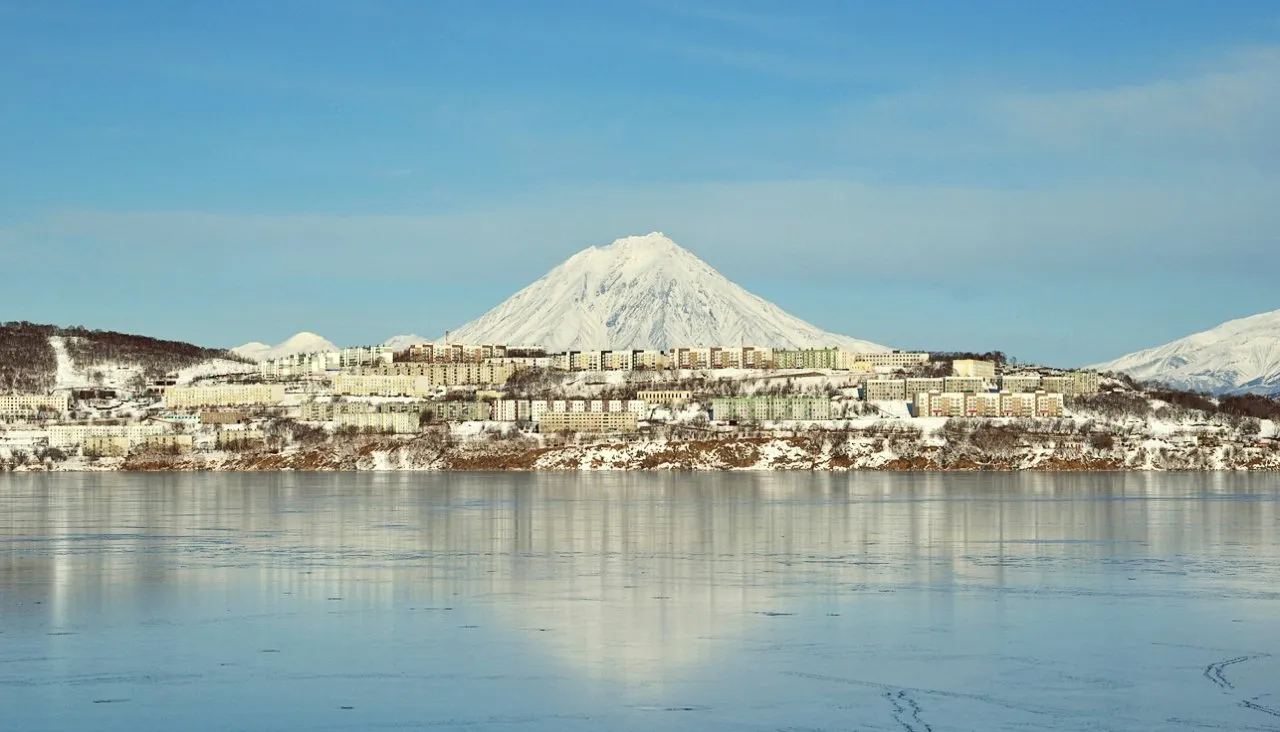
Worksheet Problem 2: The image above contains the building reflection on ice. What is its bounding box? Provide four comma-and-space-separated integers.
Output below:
1, 472, 1276, 684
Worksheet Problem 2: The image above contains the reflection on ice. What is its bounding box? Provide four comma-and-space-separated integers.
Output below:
1, 472, 1278, 731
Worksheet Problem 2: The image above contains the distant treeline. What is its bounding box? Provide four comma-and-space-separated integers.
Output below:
0, 321, 248, 394
0, 322, 57, 393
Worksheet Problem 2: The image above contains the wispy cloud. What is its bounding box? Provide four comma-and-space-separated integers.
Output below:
995, 46, 1280, 154
830, 44, 1280, 169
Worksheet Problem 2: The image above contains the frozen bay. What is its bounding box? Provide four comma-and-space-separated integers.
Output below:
2, 472, 1278, 731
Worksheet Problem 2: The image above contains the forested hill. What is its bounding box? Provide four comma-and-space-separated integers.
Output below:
0, 322, 246, 393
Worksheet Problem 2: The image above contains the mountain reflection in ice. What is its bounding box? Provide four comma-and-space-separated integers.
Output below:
1, 472, 1278, 731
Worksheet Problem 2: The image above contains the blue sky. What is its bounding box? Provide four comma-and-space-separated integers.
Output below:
2, 0, 1278, 366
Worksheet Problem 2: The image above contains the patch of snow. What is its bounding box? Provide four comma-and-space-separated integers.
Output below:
446, 232, 887, 352
175, 359, 256, 384
48, 336, 81, 390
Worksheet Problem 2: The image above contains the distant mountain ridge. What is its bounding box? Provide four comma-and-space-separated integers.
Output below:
231, 332, 339, 362
446, 232, 886, 352
1093, 309, 1280, 395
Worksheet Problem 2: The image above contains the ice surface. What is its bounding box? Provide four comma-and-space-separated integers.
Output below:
1, 472, 1277, 731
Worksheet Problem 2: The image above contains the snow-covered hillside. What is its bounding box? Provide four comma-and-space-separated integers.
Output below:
447, 232, 887, 352
47, 336, 253, 391
232, 332, 339, 362
1094, 309, 1280, 395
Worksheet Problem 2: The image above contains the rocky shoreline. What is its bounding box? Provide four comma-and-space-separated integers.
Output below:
12, 431, 1275, 472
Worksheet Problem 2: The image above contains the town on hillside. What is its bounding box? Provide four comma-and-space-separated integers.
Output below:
4, 337, 1112, 464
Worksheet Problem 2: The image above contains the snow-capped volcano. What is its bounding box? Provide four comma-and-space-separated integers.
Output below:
231, 332, 339, 362
447, 232, 886, 352
1093, 309, 1280, 395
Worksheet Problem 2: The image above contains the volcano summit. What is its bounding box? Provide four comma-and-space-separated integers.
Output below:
446, 232, 885, 352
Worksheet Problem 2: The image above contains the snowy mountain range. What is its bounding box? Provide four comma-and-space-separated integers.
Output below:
446, 232, 885, 352
1093, 309, 1280, 395
231, 332, 339, 362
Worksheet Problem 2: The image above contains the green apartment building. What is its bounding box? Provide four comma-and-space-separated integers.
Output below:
710, 396, 832, 421
771, 348, 843, 370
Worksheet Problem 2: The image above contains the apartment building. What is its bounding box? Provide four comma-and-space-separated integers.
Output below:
568, 351, 603, 372
141, 434, 195, 454
710, 397, 832, 422
523, 399, 647, 423
422, 401, 490, 422
1036, 392, 1066, 416
631, 350, 670, 370
356, 362, 518, 386
332, 374, 432, 397
339, 346, 395, 369
200, 411, 251, 425
904, 378, 945, 398
259, 351, 339, 379
943, 377, 991, 394
636, 390, 693, 405
999, 374, 1043, 393
538, 411, 639, 434
669, 347, 712, 370
84, 435, 131, 457
596, 351, 630, 371
952, 359, 997, 379
914, 392, 969, 418
491, 399, 530, 422
914, 391, 1065, 418
865, 379, 908, 401
848, 351, 930, 370
1072, 371, 1101, 395
49, 423, 167, 449
483, 356, 555, 370
163, 384, 285, 409
303, 399, 488, 423
0, 393, 70, 420
216, 429, 266, 448
337, 411, 417, 434
773, 348, 842, 370
406, 343, 508, 364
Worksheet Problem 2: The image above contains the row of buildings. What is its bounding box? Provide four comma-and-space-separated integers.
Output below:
255, 343, 937, 379
865, 371, 1100, 401
914, 391, 1065, 418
